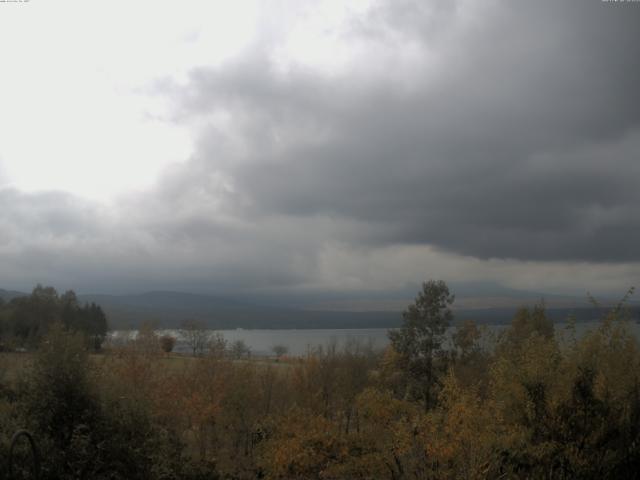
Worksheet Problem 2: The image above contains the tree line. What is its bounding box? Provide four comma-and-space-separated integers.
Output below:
0, 280, 639, 479
0, 285, 108, 351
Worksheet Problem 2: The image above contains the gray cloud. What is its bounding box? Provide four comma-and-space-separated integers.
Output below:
160, 0, 640, 263
2, 0, 640, 297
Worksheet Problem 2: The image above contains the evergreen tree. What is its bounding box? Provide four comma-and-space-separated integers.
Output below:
388, 279, 454, 410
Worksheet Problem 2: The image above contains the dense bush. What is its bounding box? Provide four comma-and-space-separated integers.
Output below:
160, 335, 177, 353
3, 324, 219, 479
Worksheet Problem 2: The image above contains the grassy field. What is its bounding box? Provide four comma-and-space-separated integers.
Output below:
0, 349, 297, 389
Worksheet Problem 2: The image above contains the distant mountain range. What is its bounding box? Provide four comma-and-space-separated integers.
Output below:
77, 291, 401, 329
2, 287, 638, 330
0, 289, 26, 302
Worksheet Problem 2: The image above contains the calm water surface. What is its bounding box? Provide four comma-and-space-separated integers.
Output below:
109, 320, 640, 356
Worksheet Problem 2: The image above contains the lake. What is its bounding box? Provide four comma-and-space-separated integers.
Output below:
109, 319, 640, 356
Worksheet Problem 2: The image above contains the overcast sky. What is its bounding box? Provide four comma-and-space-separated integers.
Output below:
1, 0, 639, 299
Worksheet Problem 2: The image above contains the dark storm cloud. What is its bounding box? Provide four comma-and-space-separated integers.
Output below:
0, 185, 325, 293
165, 0, 640, 262
2, 0, 639, 296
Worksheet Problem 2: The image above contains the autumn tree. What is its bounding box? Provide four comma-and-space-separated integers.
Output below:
159, 334, 176, 353
208, 332, 228, 358
510, 303, 553, 342
230, 339, 250, 359
23, 323, 97, 453
271, 344, 288, 358
451, 320, 481, 360
450, 319, 491, 389
134, 322, 160, 356
25, 324, 209, 478
388, 280, 454, 410
180, 319, 211, 356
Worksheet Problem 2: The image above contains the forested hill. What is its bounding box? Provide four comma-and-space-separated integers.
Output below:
0, 288, 25, 302
3, 288, 639, 330
77, 291, 402, 329
78, 291, 640, 329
